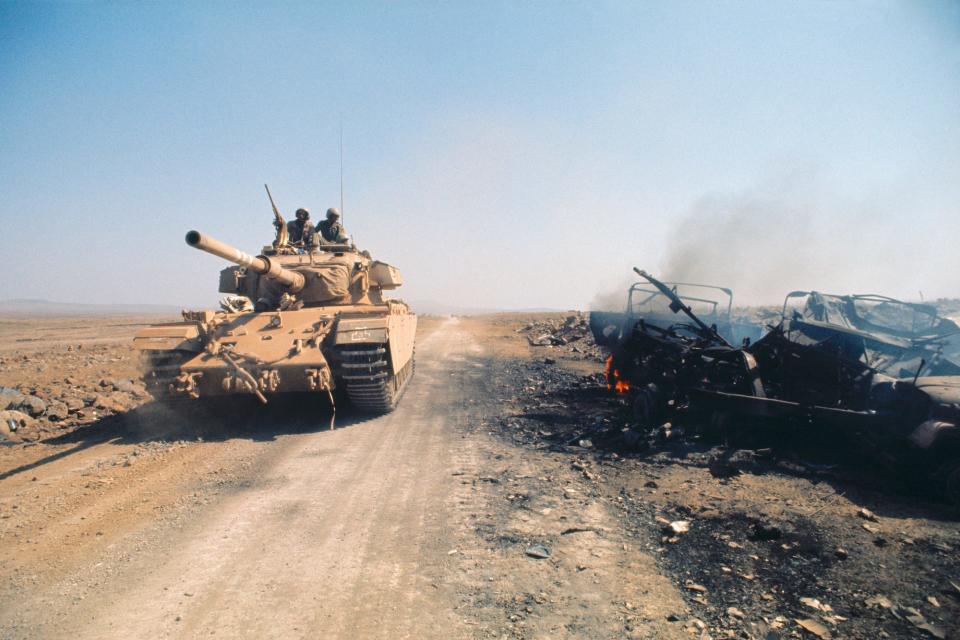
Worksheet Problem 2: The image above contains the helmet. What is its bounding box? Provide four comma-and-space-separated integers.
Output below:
295, 208, 310, 220
326, 207, 341, 219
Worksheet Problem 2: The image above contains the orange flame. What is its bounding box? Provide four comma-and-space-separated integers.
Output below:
604, 355, 631, 393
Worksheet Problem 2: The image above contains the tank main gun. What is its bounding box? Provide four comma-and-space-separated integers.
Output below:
185, 230, 305, 292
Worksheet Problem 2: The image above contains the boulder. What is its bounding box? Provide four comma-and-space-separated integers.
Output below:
63, 396, 85, 412
112, 379, 142, 394
108, 392, 135, 411
0, 388, 25, 411
0, 410, 35, 441
14, 395, 47, 417
45, 401, 70, 422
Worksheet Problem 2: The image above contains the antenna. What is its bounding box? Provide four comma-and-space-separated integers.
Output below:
339, 120, 344, 225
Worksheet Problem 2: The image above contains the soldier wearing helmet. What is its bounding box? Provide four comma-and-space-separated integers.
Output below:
287, 208, 317, 246
317, 207, 349, 243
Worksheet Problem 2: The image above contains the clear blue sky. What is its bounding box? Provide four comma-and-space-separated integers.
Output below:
1, 1, 958, 309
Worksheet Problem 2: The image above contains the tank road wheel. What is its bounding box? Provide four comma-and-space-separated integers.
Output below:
339, 346, 415, 415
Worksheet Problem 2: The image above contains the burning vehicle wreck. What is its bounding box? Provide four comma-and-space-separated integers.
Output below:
595, 268, 960, 498
589, 278, 762, 350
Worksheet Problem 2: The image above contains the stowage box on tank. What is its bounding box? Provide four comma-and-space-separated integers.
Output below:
133, 227, 416, 414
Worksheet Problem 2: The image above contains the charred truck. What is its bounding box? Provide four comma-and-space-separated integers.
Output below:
596, 268, 960, 498
133, 192, 416, 414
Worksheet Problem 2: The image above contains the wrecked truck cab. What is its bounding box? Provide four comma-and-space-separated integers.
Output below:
590, 277, 762, 350
596, 270, 755, 423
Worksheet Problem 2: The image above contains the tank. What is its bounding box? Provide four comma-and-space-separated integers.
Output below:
132, 228, 417, 414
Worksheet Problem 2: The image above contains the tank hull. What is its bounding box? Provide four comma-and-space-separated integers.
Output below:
134, 303, 416, 414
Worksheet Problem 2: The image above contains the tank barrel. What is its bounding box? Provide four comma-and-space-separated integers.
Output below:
185, 230, 305, 291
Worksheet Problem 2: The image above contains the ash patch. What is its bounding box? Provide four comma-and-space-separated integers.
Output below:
625, 503, 838, 630
484, 349, 960, 639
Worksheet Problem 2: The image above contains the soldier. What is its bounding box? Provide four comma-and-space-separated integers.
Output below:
287, 208, 318, 246
317, 207, 348, 243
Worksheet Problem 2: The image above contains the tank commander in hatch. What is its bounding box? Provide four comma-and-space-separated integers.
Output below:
317, 207, 349, 243
287, 208, 318, 246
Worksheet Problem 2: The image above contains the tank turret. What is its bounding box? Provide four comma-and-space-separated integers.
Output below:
186, 230, 305, 291
186, 229, 403, 310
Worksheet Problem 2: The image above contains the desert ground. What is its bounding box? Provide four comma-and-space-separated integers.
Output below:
0, 312, 957, 639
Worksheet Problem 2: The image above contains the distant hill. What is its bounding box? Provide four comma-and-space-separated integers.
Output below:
0, 299, 180, 316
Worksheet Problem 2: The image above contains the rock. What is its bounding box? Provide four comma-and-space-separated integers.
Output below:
0, 389, 25, 411
92, 392, 134, 413
864, 594, 892, 609
525, 544, 551, 559
726, 607, 744, 619
108, 392, 135, 411
857, 508, 879, 522
950, 580, 960, 597
63, 396, 85, 413
113, 378, 144, 394
668, 520, 690, 534
903, 611, 945, 639
800, 597, 832, 612
44, 401, 69, 422
14, 395, 47, 417
0, 410, 35, 440
795, 618, 832, 639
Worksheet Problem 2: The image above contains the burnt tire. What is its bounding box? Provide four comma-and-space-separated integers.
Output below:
631, 384, 665, 428
933, 459, 960, 505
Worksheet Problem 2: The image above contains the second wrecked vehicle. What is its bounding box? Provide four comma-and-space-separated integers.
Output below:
599, 268, 960, 497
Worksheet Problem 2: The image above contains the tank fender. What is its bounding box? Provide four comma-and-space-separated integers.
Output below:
133, 323, 204, 352
334, 317, 388, 345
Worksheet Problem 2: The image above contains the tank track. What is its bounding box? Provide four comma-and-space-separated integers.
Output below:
140, 350, 192, 399
339, 346, 415, 414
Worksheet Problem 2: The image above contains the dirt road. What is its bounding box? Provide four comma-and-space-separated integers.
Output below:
0, 317, 683, 639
